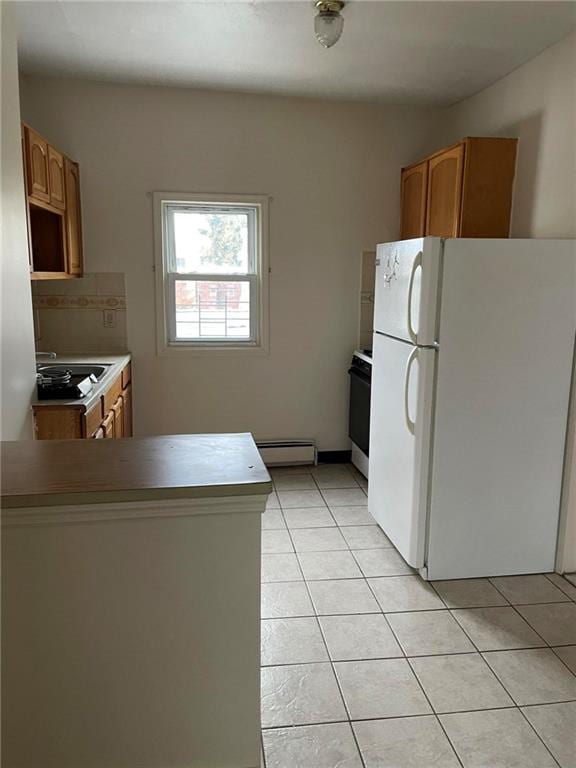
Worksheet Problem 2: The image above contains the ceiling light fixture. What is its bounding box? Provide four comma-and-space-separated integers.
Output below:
314, 0, 345, 49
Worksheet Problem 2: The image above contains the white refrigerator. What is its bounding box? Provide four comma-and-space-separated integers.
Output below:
368, 237, 576, 580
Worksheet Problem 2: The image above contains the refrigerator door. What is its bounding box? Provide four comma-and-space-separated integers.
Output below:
374, 237, 442, 346
368, 332, 436, 568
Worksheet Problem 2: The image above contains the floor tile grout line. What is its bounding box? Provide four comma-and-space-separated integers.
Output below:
482, 645, 576, 682
279, 518, 368, 768
262, 584, 576, 619
545, 572, 576, 601
421, 585, 576, 709
259, 731, 266, 768
487, 574, 571, 605
515, 706, 563, 767
362, 566, 465, 767
308, 588, 368, 768
520, 697, 576, 709
261, 494, 574, 761
448, 605, 552, 655
259, 702, 563, 731
481, 647, 576, 707
505, 602, 556, 649
260, 638, 576, 662
261, 642, 576, 666
550, 646, 576, 678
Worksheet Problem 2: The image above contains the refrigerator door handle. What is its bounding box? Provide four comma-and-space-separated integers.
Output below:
407, 250, 423, 344
404, 347, 418, 435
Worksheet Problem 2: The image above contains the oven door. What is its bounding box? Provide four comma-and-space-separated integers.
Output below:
348, 364, 371, 455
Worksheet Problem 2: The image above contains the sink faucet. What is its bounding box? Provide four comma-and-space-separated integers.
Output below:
36, 351, 57, 360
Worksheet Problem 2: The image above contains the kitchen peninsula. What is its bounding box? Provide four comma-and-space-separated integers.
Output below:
2, 433, 271, 768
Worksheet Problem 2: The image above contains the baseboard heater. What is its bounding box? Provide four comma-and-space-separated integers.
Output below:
256, 439, 317, 467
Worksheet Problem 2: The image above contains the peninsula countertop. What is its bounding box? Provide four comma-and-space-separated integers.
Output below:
1, 433, 272, 508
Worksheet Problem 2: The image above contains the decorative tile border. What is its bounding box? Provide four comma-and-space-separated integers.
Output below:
33, 295, 126, 310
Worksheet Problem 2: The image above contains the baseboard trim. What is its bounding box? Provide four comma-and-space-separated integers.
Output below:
317, 450, 352, 464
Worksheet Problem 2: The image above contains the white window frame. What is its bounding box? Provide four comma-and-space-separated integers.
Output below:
153, 192, 270, 356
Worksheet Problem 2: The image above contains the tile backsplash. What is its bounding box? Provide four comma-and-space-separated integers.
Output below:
32, 273, 128, 354
359, 251, 376, 350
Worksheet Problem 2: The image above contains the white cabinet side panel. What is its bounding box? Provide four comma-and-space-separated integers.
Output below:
428, 239, 576, 580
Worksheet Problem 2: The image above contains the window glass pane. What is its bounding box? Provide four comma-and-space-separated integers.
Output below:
171, 208, 250, 274
174, 280, 251, 341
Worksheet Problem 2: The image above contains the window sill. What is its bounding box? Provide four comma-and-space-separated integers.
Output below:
156, 342, 270, 358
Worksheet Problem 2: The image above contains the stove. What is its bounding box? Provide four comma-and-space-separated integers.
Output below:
348, 350, 372, 479
36, 368, 95, 400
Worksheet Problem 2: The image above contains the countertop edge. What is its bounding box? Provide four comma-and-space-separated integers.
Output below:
1, 478, 273, 509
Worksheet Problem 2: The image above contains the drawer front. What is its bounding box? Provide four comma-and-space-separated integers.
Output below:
83, 400, 104, 438
121, 362, 132, 389
103, 374, 123, 413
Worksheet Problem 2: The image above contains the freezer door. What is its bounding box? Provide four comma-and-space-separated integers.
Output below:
374, 238, 442, 346
368, 332, 436, 568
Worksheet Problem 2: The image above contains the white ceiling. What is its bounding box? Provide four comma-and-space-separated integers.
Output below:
16, 1, 576, 105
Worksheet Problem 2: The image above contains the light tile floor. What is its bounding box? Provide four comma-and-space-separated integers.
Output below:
260, 464, 576, 768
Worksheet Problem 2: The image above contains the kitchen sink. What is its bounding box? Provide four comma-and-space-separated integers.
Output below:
36, 363, 112, 381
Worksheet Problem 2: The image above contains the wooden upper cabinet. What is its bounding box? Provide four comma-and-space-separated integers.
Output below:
400, 161, 428, 240
22, 123, 84, 279
459, 137, 517, 238
24, 127, 50, 203
64, 158, 83, 275
399, 137, 517, 240
48, 146, 66, 209
425, 144, 465, 237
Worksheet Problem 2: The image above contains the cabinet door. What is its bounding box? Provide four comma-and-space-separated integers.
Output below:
425, 144, 465, 237
400, 161, 428, 239
48, 146, 66, 209
24, 127, 50, 203
64, 158, 83, 276
113, 396, 124, 439
102, 411, 115, 438
122, 384, 133, 437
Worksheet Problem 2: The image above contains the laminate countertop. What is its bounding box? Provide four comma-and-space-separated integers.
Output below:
1, 433, 272, 509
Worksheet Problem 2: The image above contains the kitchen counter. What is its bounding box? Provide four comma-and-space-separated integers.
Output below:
2, 431, 269, 768
33, 352, 131, 409
1, 432, 272, 508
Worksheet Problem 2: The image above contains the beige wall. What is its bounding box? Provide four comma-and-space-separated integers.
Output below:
441, 30, 576, 239
20, 76, 441, 448
1, 4, 36, 440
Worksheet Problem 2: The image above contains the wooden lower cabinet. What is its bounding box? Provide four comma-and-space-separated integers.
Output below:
112, 396, 124, 439
101, 411, 115, 439
122, 384, 133, 437
34, 363, 133, 440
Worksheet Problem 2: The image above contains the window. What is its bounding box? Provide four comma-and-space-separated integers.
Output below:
154, 193, 269, 354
